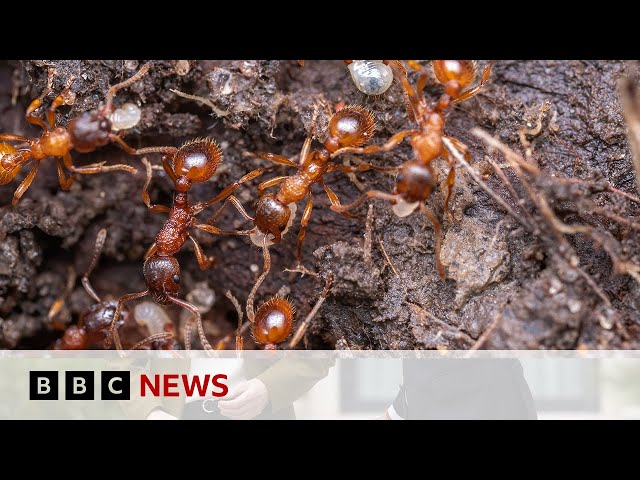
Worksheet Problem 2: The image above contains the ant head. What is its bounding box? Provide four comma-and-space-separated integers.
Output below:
55, 325, 88, 350
254, 194, 294, 244
173, 138, 222, 183
396, 160, 436, 203
432, 60, 477, 91
81, 300, 127, 338
324, 105, 375, 153
143, 254, 181, 305
253, 296, 295, 347
68, 111, 112, 153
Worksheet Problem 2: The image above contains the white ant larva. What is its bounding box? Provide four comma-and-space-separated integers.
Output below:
109, 103, 142, 131
348, 60, 394, 96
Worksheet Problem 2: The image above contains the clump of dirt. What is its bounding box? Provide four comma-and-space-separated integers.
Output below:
0, 60, 638, 350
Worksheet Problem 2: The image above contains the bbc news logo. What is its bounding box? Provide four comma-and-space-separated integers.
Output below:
29, 371, 130, 400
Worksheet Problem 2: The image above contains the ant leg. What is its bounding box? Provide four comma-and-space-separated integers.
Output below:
168, 295, 212, 351
204, 195, 253, 226
188, 233, 213, 270
194, 223, 255, 237
331, 129, 417, 158
46, 79, 75, 129
288, 272, 333, 348
384, 61, 416, 122
330, 163, 400, 174
103, 62, 151, 113
259, 152, 299, 168
444, 165, 455, 219
109, 135, 178, 159
321, 181, 352, 219
0, 134, 32, 143
451, 62, 494, 106
47, 266, 76, 321
247, 238, 271, 323
11, 161, 40, 206
108, 290, 149, 350
141, 158, 170, 213
257, 175, 287, 193
82, 229, 107, 303
287, 192, 316, 277
224, 290, 245, 351
131, 332, 174, 350
24, 98, 49, 132
192, 168, 266, 213
330, 190, 398, 214
420, 203, 445, 279
63, 152, 137, 176
144, 243, 158, 261
55, 158, 74, 191
443, 136, 471, 161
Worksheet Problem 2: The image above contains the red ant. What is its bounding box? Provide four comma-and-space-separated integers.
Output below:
205, 104, 386, 275
53, 229, 174, 350
0, 63, 151, 205
107, 138, 261, 350
226, 239, 333, 350
328, 60, 494, 278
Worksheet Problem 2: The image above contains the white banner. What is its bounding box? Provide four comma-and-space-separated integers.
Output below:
2, 350, 639, 419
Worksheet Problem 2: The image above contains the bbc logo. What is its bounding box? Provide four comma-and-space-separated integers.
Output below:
29, 371, 131, 400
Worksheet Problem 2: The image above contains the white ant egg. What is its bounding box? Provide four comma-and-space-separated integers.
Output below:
348, 60, 394, 96
392, 198, 420, 217
109, 103, 142, 131
250, 202, 298, 247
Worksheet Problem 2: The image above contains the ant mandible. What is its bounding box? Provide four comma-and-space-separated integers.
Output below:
53, 229, 173, 350
206, 104, 385, 275
329, 60, 494, 278
0, 63, 151, 205
226, 238, 333, 350
107, 138, 260, 351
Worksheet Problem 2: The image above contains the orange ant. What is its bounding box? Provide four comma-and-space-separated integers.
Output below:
53, 229, 174, 350
329, 60, 494, 278
226, 239, 333, 350
205, 104, 386, 275
0, 63, 151, 205
107, 138, 260, 351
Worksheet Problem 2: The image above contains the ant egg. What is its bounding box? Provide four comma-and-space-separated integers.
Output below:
392, 198, 420, 217
348, 61, 394, 96
134, 301, 171, 336
250, 202, 298, 247
109, 103, 142, 131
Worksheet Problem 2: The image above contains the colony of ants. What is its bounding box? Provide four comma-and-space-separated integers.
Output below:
0, 60, 494, 351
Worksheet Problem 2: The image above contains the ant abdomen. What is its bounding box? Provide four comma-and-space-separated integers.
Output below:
432, 60, 478, 90
253, 297, 294, 349
173, 138, 222, 183
0, 143, 20, 184
251, 194, 297, 246
143, 255, 181, 305
324, 105, 375, 152
68, 111, 112, 153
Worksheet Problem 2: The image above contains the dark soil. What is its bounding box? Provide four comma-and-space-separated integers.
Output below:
0, 60, 638, 350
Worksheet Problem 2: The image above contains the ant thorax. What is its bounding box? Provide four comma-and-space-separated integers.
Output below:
250, 202, 298, 247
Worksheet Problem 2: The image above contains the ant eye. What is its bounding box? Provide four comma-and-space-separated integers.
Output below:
99, 118, 111, 131
278, 225, 286, 231
173, 275, 180, 284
